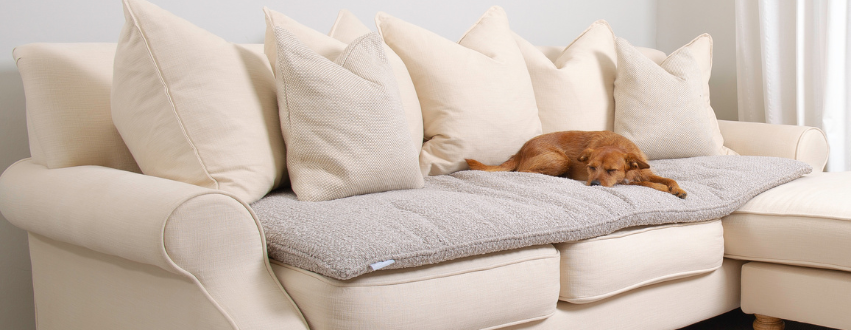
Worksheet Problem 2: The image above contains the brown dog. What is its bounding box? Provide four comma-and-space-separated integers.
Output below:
465, 131, 687, 198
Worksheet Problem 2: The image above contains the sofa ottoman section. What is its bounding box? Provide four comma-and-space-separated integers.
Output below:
723, 171, 851, 328
555, 220, 724, 304
742, 262, 851, 330
271, 244, 560, 330
724, 171, 851, 272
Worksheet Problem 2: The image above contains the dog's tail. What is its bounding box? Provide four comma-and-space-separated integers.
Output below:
465, 155, 519, 172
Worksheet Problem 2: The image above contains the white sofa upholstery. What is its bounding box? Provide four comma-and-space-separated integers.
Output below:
1, 40, 844, 330
724, 171, 851, 329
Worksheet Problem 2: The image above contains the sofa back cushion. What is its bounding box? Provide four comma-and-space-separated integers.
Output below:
524, 24, 669, 134
13, 43, 140, 173
111, 0, 285, 203
613, 35, 736, 159
265, 11, 423, 201
329, 10, 424, 156
263, 7, 424, 158
377, 6, 542, 176
516, 20, 617, 133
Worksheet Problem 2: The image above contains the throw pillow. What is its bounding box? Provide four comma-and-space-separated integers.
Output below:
111, 0, 285, 203
514, 20, 617, 133
268, 24, 423, 201
613, 36, 732, 159
376, 6, 542, 175
263, 8, 424, 157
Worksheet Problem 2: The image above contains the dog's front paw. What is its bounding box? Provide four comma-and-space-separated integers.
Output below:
670, 187, 687, 199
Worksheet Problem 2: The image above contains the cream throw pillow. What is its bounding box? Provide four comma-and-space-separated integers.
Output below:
376, 6, 542, 175
268, 24, 423, 201
263, 8, 424, 156
514, 20, 617, 133
111, 0, 284, 203
613, 36, 733, 159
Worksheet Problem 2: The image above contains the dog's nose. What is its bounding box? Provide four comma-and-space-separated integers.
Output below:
590, 180, 601, 186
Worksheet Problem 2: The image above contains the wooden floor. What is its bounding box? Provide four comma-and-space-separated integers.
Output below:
679, 308, 836, 330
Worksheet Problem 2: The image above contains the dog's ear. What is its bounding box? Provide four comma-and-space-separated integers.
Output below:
578, 149, 594, 162
626, 153, 650, 170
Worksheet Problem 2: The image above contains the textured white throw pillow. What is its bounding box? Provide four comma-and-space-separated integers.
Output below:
268, 24, 423, 201
514, 20, 617, 133
263, 8, 424, 156
111, 0, 285, 203
376, 6, 542, 175
613, 36, 731, 159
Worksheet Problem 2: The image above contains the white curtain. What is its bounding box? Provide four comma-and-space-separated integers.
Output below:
736, 0, 851, 171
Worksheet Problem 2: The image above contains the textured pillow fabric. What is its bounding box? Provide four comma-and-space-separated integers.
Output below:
376, 6, 542, 176
613, 37, 724, 159
667, 34, 736, 157
263, 8, 424, 157
515, 20, 617, 133
329, 10, 424, 156
111, 0, 285, 203
268, 24, 423, 201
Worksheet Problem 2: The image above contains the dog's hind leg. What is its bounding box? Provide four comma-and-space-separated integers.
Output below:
516, 150, 571, 177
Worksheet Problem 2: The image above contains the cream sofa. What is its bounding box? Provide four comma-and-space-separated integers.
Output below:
3, 5, 851, 328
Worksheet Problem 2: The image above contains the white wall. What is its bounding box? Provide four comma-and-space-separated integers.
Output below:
0, 1, 662, 328
657, 0, 738, 121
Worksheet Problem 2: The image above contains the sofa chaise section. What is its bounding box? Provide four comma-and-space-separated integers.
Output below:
724, 170, 851, 329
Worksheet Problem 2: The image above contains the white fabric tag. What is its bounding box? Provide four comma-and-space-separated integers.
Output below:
369, 259, 395, 271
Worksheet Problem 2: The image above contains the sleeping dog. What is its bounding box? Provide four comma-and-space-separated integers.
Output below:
465, 131, 687, 198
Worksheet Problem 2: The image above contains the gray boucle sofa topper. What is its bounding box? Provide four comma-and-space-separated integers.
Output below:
252, 155, 811, 280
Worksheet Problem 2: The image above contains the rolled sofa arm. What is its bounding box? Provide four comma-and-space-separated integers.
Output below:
0, 159, 307, 329
718, 120, 829, 171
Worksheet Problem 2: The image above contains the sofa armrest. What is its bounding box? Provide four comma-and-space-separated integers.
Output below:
0, 159, 307, 329
718, 120, 829, 172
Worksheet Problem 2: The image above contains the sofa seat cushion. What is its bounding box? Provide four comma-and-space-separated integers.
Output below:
271, 245, 559, 330
723, 172, 851, 271
556, 220, 723, 304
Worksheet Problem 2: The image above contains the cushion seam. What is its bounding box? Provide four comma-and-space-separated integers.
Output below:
557, 19, 614, 63
559, 263, 722, 304
561, 219, 720, 243
727, 211, 851, 221
279, 248, 559, 287
724, 254, 851, 273
123, 0, 219, 189
480, 309, 556, 330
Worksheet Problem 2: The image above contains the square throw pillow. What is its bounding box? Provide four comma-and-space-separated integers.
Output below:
268, 23, 423, 201
613, 36, 734, 159
376, 6, 542, 175
263, 8, 424, 157
514, 20, 617, 133
111, 0, 285, 203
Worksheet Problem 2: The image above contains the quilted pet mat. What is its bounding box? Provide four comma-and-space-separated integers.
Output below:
251, 156, 811, 280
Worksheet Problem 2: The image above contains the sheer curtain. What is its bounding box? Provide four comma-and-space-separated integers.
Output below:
736, 0, 851, 171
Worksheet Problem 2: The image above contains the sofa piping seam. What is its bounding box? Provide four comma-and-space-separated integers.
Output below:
724, 254, 851, 273
480, 309, 556, 330
559, 263, 723, 304
161, 191, 309, 329
727, 211, 851, 221
123, 0, 219, 190
561, 219, 719, 243
159, 191, 241, 330
278, 247, 559, 287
